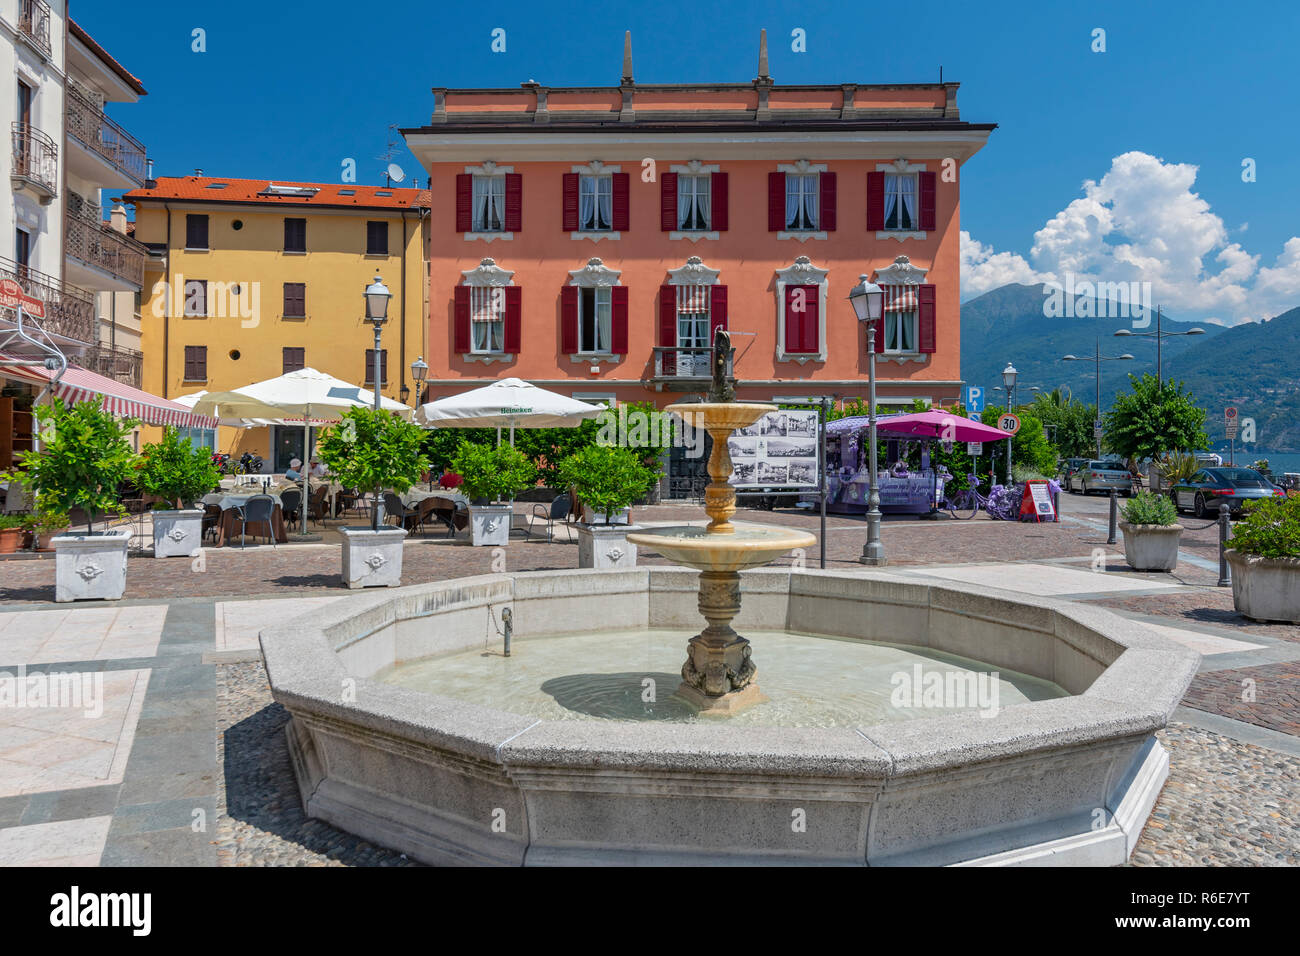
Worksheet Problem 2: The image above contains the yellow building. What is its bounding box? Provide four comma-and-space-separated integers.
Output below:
125, 176, 429, 469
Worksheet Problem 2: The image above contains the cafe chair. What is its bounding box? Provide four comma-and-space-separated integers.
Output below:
307, 486, 330, 527
201, 503, 223, 544
279, 488, 302, 525
382, 492, 420, 532
234, 494, 276, 549
527, 494, 574, 543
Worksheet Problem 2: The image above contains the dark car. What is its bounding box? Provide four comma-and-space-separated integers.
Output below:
1059, 458, 1090, 485
1169, 467, 1285, 518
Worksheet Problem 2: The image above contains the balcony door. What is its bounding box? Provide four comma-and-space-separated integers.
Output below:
17, 81, 32, 127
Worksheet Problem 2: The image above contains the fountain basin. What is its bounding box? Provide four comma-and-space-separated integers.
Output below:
261, 567, 1199, 867
627, 522, 816, 572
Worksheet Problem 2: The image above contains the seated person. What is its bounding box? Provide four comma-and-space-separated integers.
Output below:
285, 458, 304, 481
309, 459, 328, 479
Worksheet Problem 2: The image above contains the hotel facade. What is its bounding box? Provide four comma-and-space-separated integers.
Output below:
403, 39, 994, 412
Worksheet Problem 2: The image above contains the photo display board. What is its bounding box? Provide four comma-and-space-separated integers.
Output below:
727, 409, 820, 488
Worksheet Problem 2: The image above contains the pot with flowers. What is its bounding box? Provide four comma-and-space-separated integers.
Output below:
1224, 495, 1300, 623
1118, 490, 1183, 571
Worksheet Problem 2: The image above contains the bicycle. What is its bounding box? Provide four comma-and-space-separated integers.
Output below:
942, 472, 992, 519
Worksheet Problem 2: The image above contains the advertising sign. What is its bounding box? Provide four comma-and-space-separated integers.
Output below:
728, 409, 819, 488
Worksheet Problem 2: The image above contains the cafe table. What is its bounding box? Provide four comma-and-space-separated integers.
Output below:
200, 491, 288, 546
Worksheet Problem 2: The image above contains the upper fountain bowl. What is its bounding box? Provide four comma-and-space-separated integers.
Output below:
665, 401, 775, 432
627, 522, 816, 573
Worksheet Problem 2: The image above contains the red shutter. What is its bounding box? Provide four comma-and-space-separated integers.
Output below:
785, 286, 818, 354
768, 172, 785, 231
659, 285, 677, 375
561, 173, 579, 231
453, 286, 471, 353
560, 285, 579, 353
819, 171, 837, 231
711, 172, 728, 231
503, 286, 522, 353
803, 285, 820, 354
504, 173, 522, 232
867, 171, 885, 231
455, 174, 472, 232
784, 287, 802, 353
660, 172, 677, 231
918, 284, 937, 353
919, 171, 937, 231
709, 284, 728, 335
610, 285, 629, 354
612, 173, 630, 231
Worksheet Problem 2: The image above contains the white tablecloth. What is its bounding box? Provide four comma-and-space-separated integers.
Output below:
202, 491, 283, 512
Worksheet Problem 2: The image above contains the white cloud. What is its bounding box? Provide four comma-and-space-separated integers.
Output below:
962, 151, 1297, 324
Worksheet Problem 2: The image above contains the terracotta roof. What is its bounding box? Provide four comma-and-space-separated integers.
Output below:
124, 177, 429, 211
69, 20, 146, 96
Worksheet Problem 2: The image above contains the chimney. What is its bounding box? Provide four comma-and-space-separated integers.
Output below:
145, 158, 156, 189
110, 203, 128, 235
621, 30, 633, 83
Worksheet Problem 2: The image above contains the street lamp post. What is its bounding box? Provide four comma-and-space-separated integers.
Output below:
410, 356, 428, 407
849, 275, 886, 566
1001, 363, 1017, 482
1114, 305, 1204, 391
365, 275, 392, 530
1062, 340, 1134, 458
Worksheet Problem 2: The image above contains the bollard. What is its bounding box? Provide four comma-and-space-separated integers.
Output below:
1107, 489, 1118, 545
501, 606, 513, 657
1217, 503, 1232, 587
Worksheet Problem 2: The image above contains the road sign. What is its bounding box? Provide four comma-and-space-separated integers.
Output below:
1093, 426, 1104, 439
1226, 423, 1238, 439
967, 442, 983, 455
997, 413, 1021, 436
1225, 406, 1238, 422
0, 278, 45, 319
965, 386, 985, 415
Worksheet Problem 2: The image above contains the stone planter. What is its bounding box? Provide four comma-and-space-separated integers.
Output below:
339, 526, 406, 589
1225, 550, 1300, 623
53, 529, 131, 602
0, 527, 22, 554
1119, 521, 1183, 571
577, 522, 640, 570
152, 508, 204, 558
581, 505, 630, 526
469, 503, 513, 547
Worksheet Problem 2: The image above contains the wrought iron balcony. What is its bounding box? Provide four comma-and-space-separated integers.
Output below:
0, 257, 95, 346
650, 345, 734, 391
18, 0, 52, 58
65, 198, 147, 288
65, 81, 147, 186
81, 343, 143, 388
10, 122, 58, 201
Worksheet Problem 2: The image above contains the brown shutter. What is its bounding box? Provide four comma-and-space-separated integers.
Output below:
919, 171, 937, 231
453, 285, 471, 353
381, 349, 388, 384
455, 174, 472, 232
711, 172, 728, 231
504, 173, 522, 232
918, 284, 937, 353
283, 282, 305, 317
610, 286, 629, 354
867, 171, 885, 231
768, 172, 785, 231
560, 285, 579, 353
282, 347, 305, 374
612, 173, 630, 231
710, 284, 728, 334
186, 214, 208, 249
660, 172, 678, 231
819, 171, 837, 231
561, 173, 579, 231
503, 285, 522, 353
184, 345, 206, 381
659, 285, 676, 375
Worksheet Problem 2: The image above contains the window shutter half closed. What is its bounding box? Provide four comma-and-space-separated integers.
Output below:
660, 173, 677, 231
612, 173, 630, 232
561, 173, 579, 231
819, 171, 837, 231
768, 172, 785, 232
711, 172, 728, 231
504, 173, 522, 232
610, 285, 629, 354
918, 284, 937, 353
453, 285, 471, 353
867, 171, 885, 231
710, 285, 728, 334
455, 175, 472, 232
919, 171, 937, 232
560, 285, 579, 353
503, 286, 522, 353
659, 286, 676, 375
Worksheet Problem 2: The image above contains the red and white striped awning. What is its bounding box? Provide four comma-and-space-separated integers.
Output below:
0, 355, 218, 429
884, 288, 918, 312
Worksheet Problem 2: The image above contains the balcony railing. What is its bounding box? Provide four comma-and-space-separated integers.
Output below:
81, 343, 143, 388
18, 0, 52, 58
0, 257, 96, 345
10, 122, 58, 199
65, 202, 147, 288
65, 81, 147, 186
651, 345, 733, 387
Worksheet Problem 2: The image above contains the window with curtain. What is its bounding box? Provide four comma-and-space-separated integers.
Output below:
579, 175, 613, 231
784, 174, 819, 230
883, 286, 918, 352
579, 286, 612, 352
470, 286, 506, 353
677, 175, 711, 230
675, 285, 711, 375
473, 176, 506, 232
884, 173, 918, 231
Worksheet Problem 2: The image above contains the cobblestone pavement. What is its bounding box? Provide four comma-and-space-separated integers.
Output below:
1181, 662, 1300, 736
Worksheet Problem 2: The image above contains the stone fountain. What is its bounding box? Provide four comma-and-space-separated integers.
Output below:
627, 331, 814, 714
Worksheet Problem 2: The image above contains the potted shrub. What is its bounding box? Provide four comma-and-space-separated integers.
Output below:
449, 442, 536, 547
0, 515, 24, 554
1118, 491, 1183, 571
557, 445, 660, 569
6, 397, 139, 601
1224, 496, 1300, 623
316, 407, 429, 588
138, 427, 222, 558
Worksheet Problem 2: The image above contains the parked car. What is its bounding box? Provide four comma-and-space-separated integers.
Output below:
1070, 460, 1133, 496
1059, 458, 1090, 487
1169, 467, 1286, 518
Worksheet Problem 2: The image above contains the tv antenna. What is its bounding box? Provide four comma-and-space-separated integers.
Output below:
377, 125, 406, 187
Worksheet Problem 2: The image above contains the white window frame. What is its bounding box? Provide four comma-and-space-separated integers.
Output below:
472, 176, 506, 233
570, 162, 621, 243
666, 256, 722, 376
883, 310, 919, 354
463, 162, 514, 242
469, 286, 507, 354
459, 257, 515, 364
578, 286, 612, 355
872, 256, 931, 365
875, 159, 929, 242
678, 175, 710, 231
774, 255, 829, 364
777, 160, 827, 242
567, 256, 621, 363
668, 161, 720, 242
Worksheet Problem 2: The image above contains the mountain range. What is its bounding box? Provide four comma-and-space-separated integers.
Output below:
960, 284, 1300, 452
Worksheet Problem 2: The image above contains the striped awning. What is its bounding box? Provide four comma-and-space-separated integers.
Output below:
884, 288, 918, 312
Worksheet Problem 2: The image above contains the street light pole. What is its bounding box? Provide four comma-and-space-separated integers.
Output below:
364, 275, 392, 531
1002, 363, 1017, 483
849, 275, 886, 566
1062, 342, 1134, 460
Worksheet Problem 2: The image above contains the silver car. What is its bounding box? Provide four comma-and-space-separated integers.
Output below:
1070, 460, 1133, 496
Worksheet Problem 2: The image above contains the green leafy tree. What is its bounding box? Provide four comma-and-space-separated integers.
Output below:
1103, 374, 1208, 464
975, 405, 1057, 483
557, 444, 661, 522
1, 397, 139, 534
449, 442, 537, 504
1030, 391, 1098, 460
316, 407, 429, 530
138, 427, 221, 509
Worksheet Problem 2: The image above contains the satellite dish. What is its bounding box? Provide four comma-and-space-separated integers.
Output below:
386, 163, 406, 184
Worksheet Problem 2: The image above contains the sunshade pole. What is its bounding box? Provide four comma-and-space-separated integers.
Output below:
301, 405, 311, 535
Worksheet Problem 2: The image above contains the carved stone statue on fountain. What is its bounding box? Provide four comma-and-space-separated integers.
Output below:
707, 329, 734, 404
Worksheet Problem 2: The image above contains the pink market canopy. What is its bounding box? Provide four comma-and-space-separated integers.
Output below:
826, 410, 1010, 443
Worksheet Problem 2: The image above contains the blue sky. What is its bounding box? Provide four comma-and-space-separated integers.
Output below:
86, 0, 1300, 325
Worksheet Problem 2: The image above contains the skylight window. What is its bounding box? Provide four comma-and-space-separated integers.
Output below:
375, 190, 392, 197
206, 183, 228, 189
339, 189, 356, 195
